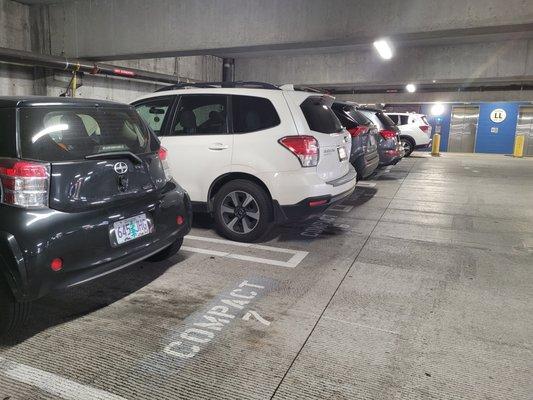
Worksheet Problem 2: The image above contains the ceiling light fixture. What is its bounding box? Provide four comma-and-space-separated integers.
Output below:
406, 83, 416, 93
373, 39, 393, 60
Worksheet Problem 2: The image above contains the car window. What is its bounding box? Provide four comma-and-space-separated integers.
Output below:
421, 116, 430, 125
388, 114, 398, 124
19, 106, 154, 162
232, 95, 280, 133
134, 96, 173, 136
301, 96, 342, 133
400, 115, 409, 125
376, 111, 396, 128
172, 95, 228, 135
359, 110, 383, 130
0, 108, 16, 158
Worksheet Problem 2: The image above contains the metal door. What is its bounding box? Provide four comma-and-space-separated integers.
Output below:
516, 106, 533, 156
448, 106, 479, 153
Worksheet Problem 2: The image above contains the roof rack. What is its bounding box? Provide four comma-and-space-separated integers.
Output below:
155, 81, 281, 92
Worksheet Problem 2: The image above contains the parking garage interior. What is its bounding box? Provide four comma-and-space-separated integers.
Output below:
0, 1, 532, 399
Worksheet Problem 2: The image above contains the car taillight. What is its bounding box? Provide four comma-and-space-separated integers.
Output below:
347, 126, 368, 137
419, 125, 430, 133
0, 160, 50, 208
279, 136, 319, 167
158, 146, 172, 181
380, 129, 397, 140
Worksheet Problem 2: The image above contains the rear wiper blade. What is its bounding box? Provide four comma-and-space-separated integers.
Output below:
85, 151, 143, 164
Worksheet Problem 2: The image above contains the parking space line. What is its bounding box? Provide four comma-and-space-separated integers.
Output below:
183, 235, 309, 268
356, 182, 377, 188
0, 357, 127, 400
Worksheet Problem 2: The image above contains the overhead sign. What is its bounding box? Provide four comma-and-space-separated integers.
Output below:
490, 109, 507, 123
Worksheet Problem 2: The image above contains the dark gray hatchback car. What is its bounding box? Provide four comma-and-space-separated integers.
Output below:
0, 96, 192, 337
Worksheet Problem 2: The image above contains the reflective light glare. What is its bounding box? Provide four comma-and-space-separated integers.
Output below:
31, 124, 69, 143
373, 40, 393, 60
406, 84, 417, 93
431, 103, 445, 116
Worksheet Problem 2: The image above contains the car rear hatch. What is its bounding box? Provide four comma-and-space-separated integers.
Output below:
17, 105, 167, 212
286, 93, 351, 182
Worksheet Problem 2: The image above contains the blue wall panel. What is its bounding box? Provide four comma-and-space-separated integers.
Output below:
475, 102, 519, 154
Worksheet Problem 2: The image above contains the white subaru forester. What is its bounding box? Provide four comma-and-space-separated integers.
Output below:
132, 82, 356, 242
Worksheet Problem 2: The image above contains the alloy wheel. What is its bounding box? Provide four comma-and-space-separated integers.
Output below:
220, 190, 260, 234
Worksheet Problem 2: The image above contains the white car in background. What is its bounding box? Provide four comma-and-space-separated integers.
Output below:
386, 112, 432, 156
132, 82, 356, 242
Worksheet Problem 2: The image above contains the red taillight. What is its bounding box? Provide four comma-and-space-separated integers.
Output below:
348, 126, 368, 137
380, 129, 397, 140
158, 146, 168, 161
176, 215, 184, 225
50, 258, 63, 272
157, 146, 172, 182
0, 160, 49, 208
419, 125, 430, 133
279, 136, 319, 167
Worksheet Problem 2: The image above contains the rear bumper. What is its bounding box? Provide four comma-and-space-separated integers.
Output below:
353, 151, 379, 179
415, 140, 432, 150
0, 183, 192, 302
378, 149, 402, 166
274, 167, 357, 222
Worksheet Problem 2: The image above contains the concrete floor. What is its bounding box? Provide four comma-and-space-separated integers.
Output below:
0, 152, 532, 400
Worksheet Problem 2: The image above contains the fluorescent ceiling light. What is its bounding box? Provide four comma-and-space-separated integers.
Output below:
406, 83, 416, 93
373, 39, 393, 60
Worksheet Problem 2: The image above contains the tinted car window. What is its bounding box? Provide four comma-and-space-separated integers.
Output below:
388, 114, 398, 124
400, 115, 409, 125
0, 108, 16, 158
301, 96, 342, 133
232, 95, 280, 133
173, 95, 228, 135
333, 104, 372, 129
135, 96, 173, 135
19, 107, 154, 162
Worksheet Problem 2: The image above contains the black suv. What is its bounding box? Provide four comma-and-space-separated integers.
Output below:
0, 97, 192, 337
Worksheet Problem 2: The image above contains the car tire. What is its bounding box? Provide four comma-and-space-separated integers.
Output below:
0, 277, 31, 338
213, 179, 272, 243
146, 238, 184, 262
401, 137, 415, 157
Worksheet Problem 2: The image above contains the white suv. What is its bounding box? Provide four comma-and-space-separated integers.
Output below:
386, 112, 432, 156
132, 82, 356, 242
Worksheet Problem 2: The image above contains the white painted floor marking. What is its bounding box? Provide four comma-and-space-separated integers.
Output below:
356, 182, 377, 187
0, 357, 127, 400
328, 204, 354, 213
183, 235, 309, 268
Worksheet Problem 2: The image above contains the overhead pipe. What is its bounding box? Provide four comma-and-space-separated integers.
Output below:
0, 46, 181, 84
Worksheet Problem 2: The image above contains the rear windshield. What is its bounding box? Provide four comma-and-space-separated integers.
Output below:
301, 96, 342, 133
333, 104, 372, 128
19, 106, 156, 162
376, 111, 396, 128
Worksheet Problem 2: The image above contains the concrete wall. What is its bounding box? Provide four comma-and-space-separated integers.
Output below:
0, 0, 34, 95
0, 0, 222, 103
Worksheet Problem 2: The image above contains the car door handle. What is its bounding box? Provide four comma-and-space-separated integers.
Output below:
209, 143, 229, 151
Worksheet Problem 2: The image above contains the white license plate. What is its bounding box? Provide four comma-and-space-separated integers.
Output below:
338, 146, 348, 161
113, 214, 152, 245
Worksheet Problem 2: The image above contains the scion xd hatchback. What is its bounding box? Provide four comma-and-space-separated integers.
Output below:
133, 82, 356, 243
0, 97, 191, 337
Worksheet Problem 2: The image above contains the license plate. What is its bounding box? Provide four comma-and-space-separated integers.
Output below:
338, 146, 348, 161
112, 214, 153, 245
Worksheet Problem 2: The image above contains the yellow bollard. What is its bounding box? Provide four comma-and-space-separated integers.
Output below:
431, 133, 441, 157
513, 135, 525, 158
